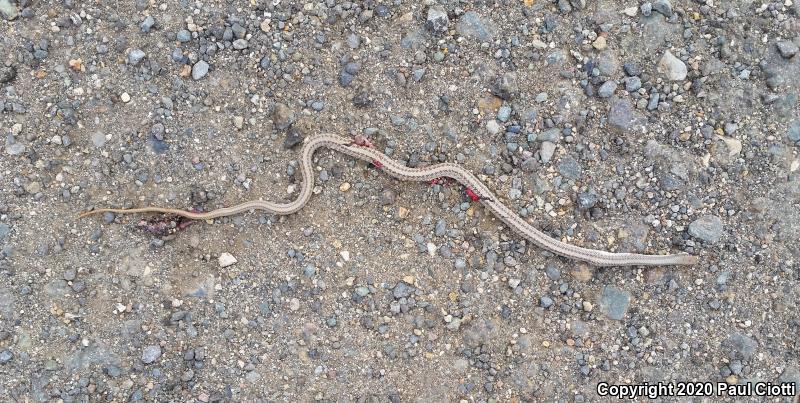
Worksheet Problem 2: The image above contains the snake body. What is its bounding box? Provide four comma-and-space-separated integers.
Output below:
79, 134, 699, 267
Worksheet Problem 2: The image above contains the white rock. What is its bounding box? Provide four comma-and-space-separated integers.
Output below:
218, 252, 237, 268
658, 50, 687, 81
486, 119, 501, 134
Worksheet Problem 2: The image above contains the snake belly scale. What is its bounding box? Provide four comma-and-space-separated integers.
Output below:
78, 133, 699, 267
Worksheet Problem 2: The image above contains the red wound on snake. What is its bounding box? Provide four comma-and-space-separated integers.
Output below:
371, 159, 383, 169
352, 135, 375, 148
465, 187, 480, 202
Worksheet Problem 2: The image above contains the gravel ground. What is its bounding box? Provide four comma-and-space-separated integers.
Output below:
1, 0, 799, 402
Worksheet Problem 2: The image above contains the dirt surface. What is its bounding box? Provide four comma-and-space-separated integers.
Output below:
1, 0, 799, 402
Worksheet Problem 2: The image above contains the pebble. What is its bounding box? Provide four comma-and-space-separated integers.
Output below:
191, 61, 209, 80
0, 349, 12, 364
218, 252, 237, 268
120, 92, 131, 103
592, 36, 607, 50
0, 0, 19, 20
141, 345, 162, 364
0, 66, 16, 84
128, 49, 146, 65
688, 215, 724, 244
233, 39, 249, 50
140, 15, 155, 33
486, 120, 501, 135
608, 99, 645, 132
624, 76, 642, 92
776, 41, 798, 59
273, 103, 295, 130
597, 81, 617, 98
425, 6, 449, 35
652, 0, 673, 17
91, 132, 106, 148
658, 50, 687, 81
456, 11, 493, 42
598, 286, 630, 320
539, 141, 556, 164
176, 29, 191, 42
788, 120, 800, 142
497, 105, 511, 122
540, 296, 553, 308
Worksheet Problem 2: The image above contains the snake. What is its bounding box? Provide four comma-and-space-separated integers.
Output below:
78, 133, 699, 267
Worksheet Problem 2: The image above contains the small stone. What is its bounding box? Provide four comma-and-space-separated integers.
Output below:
120, 92, 131, 103
599, 286, 630, 320
232, 39, 248, 50
218, 252, 237, 268
272, 103, 295, 130
128, 49, 146, 65
0, 0, 19, 20
652, 0, 673, 17
787, 120, 800, 142
624, 77, 642, 92
140, 15, 155, 33
539, 141, 556, 164
260, 20, 270, 32
176, 29, 191, 42
339, 182, 351, 192
91, 132, 107, 148
592, 36, 607, 50
486, 120, 501, 135
456, 11, 493, 42
540, 296, 554, 308
425, 6, 449, 35
688, 215, 724, 244
0, 349, 12, 364
497, 106, 511, 122
233, 116, 244, 129
608, 98, 646, 132
622, 6, 638, 17
0, 65, 16, 84
776, 41, 799, 59
191, 61, 209, 80
141, 346, 162, 364
658, 50, 687, 81
597, 81, 617, 98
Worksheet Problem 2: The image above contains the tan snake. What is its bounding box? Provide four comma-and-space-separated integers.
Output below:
78, 133, 699, 267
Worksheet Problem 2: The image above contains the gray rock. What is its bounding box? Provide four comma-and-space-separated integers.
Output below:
232, 39, 248, 50
577, 192, 598, 210
497, 105, 511, 122
777, 41, 799, 59
0, 65, 16, 84
456, 11, 493, 42
597, 51, 620, 76
725, 332, 758, 359
425, 6, 449, 35
544, 263, 561, 280
658, 50, 687, 81
354, 286, 370, 297
624, 76, 642, 92
141, 345, 162, 364
688, 215, 723, 243
788, 120, 800, 142
191, 60, 209, 80
0, 0, 19, 20
393, 282, 412, 299
647, 92, 660, 110
557, 155, 582, 180
140, 15, 155, 33
0, 349, 11, 364
540, 296, 553, 308
0, 223, 9, 240
91, 132, 106, 148
176, 29, 191, 42
652, 0, 673, 17
597, 81, 617, 98
608, 99, 645, 132
599, 286, 630, 320
539, 141, 556, 164
128, 49, 146, 65
272, 103, 295, 130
